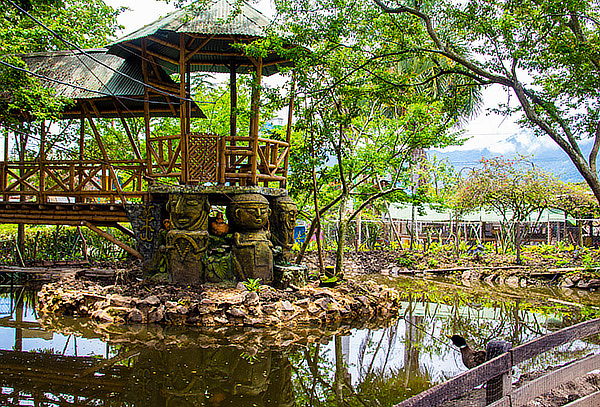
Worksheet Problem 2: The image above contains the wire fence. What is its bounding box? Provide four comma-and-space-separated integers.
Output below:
312, 218, 600, 250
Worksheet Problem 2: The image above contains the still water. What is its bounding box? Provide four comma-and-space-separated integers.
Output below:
0, 283, 598, 407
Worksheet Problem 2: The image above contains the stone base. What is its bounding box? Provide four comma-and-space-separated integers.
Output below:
36, 278, 401, 328
274, 265, 308, 289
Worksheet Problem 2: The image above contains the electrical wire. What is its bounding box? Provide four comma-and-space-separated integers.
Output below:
0, 58, 203, 107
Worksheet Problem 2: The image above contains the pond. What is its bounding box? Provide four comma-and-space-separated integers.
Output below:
1, 281, 599, 407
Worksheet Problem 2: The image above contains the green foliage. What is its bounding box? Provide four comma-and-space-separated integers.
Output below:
0, 225, 133, 264
0, 0, 122, 122
242, 278, 262, 292
372, 0, 600, 202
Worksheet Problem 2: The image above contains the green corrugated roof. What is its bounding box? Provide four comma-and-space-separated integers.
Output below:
21, 48, 144, 99
115, 0, 272, 42
19, 48, 206, 119
109, 0, 291, 76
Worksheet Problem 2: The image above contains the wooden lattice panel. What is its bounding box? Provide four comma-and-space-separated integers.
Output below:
188, 133, 219, 183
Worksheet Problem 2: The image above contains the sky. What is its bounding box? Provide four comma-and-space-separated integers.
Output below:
103, 0, 548, 155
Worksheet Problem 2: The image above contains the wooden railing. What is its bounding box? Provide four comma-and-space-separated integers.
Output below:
0, 160, 148, 204
395, 318, 600, 407
148, 132, 290, 187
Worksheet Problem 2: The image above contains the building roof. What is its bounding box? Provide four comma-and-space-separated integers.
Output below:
20, 48, 205, 119
22, 48, 144, 100
387, 203, 571, 222
116, 0, 273, 41
108, 0, 291, 76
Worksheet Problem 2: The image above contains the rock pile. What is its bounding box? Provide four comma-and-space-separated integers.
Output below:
37, 279, 401, 327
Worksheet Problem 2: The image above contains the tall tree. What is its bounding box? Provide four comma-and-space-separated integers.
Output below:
453, 157, 560, 264
269, 0, 480, 272
373, 0, 600, 203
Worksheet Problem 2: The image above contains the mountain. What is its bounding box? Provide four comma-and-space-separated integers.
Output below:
430, 136, 592, 182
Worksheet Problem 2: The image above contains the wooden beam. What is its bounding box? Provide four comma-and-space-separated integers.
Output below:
113, 223, 135, 239
82, 221, 142, 259
179, 33, 189, 184
117, 113, 142, 161
249, 57, 263, 186
564, 390, 600, 407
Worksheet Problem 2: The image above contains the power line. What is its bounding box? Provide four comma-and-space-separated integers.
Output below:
0, 57, 211, 107
2, 0, 200, 104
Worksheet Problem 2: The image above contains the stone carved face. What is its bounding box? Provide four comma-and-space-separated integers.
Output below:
167, 194, 209, 231
227, 194, 271, 231
272, 196, 298, 232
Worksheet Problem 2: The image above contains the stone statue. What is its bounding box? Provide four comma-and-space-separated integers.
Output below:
226, 193, 273, 283
165, 193, 210, 284
166, 194, 210, 231
269, 195, 298, 261
166, 230, 209, 285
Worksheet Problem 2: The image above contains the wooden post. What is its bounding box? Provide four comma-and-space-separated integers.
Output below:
1, 127, 7, 202
485, 340, 512, 405
141, 39, 153, 177
39, 120, 46, 203
179, 34, 189, 184
249, 57, 263, 186
229, 64, 237, 140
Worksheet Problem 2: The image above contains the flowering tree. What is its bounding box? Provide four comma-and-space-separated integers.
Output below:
453, 157, 560, 263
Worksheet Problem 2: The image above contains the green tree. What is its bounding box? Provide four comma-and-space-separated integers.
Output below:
453, 157, 560, 264
0, 0, 122, 122
271, 0, 479, 272
373, 0, 600, 204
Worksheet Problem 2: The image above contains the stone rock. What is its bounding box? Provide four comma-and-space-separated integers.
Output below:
108, 294, 133, 307
139, 295, 161, 306
262, 304, 277, 314
148, 305, 165, 323
561, 277, 578, 288
227, 307, 247, 318
91, 309, 114, 323
577, 279, 600, 289
295, 298, 311, 307
307, 303, 321, 314
128, 308, 144, 323
483, 274, 496, 285
236, 282, 247, 291
279, 300, 295, 312
315, 297, 331, 311
200, 298, 215, 305
505, 276, 520, 288
244, 291, 260, 306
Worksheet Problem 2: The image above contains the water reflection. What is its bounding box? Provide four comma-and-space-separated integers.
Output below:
0, 286, 598, 407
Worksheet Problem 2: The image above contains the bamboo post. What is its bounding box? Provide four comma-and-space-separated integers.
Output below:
2, 127, 8, 202
249, 57, 263, 186
39, 120, 46, 203
179, 34, 189, 184
141, 39, 153, 177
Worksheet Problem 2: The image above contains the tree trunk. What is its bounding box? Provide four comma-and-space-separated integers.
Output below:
515, 221, 522, 265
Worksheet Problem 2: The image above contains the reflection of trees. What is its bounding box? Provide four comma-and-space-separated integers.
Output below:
126, 347, 295, 407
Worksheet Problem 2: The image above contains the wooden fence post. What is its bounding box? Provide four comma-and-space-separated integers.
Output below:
486, 340, 513, 405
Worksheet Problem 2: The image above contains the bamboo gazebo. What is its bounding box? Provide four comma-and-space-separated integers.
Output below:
0, 0, 299, 275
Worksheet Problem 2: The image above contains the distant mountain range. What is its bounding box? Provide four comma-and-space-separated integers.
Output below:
430, 136, 593, 183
